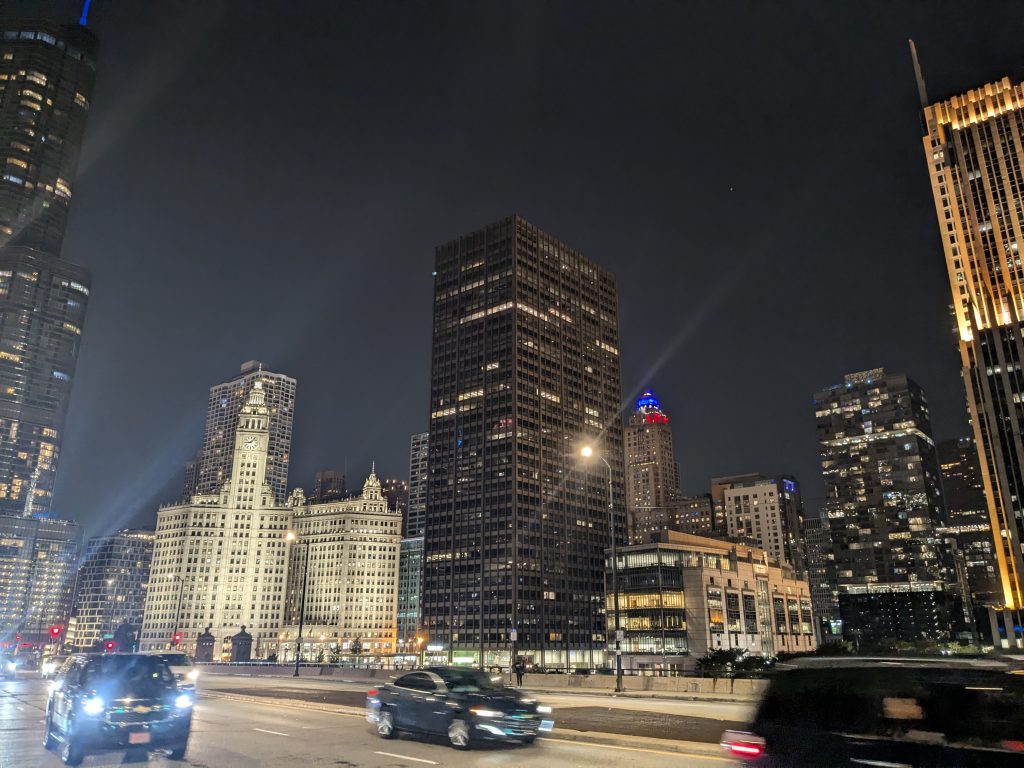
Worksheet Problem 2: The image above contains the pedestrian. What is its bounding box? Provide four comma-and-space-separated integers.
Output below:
514, 658, 525, 687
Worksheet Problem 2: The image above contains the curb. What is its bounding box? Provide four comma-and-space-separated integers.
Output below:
199, 690, 728, 756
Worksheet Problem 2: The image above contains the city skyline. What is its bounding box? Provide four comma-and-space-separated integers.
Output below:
0, 2, 1016, 539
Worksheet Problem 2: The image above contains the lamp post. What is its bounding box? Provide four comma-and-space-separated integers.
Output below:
170, 574, 186, 650
581, 445, 624, 693
287, 532, 310, 678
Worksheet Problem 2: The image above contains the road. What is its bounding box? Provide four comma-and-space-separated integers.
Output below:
1, 676, 738, 768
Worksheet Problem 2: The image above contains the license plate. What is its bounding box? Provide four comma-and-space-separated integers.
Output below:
128, 732, 151, 745
539, 719, 554, 732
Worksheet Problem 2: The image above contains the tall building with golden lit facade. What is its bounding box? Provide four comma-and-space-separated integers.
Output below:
919, 68, 1024, 642
624, 390, 680, 536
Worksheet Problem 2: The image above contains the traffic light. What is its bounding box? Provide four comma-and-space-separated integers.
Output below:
104, 641, 116, 652
49, 626, 62, 638
171, 633, 182, 646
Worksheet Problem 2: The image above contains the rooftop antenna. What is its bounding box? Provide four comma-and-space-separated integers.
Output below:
909, 39, 929, 108
79, 0, 92, 26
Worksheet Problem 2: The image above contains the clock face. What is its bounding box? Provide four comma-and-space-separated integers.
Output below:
243, 436, 259, 451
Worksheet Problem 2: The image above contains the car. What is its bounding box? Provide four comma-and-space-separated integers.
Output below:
721, 657, 1024, 766
44, 653, 193, 765
41, 656, 68, 679
142, 651, 198, 691
366, 666, 554, 749
1, 653, 17, 679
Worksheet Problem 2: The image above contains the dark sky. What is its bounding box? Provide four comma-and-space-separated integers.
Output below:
9, 1, 1024, 537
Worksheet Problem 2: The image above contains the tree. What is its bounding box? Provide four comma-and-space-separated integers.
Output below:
350, 638, 363, 657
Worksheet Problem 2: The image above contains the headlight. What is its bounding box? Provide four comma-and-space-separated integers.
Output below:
536, 705, 553, 714
175, 694, 193, 709
5, 662, 14, 672
82, 696, 104, 715
470, 708, 502, 718
42, 662, 55, 674
186, 669, 199, 681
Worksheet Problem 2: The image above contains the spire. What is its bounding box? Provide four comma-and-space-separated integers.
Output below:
909, 39, 929, 108
362, 462, 382, 500
245, 380, 266, 408
634, 389, 669, 425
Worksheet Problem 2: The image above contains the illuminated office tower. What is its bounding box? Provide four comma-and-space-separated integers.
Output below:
0, 20, 97, 515
918, 62, 1024, 642
189, 361, 296, 504
623, 390, 680, 534
422, 216, 625, 669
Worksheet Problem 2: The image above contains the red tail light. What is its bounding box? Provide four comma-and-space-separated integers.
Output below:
721, 730, 766, 759
367, 689, 378, 698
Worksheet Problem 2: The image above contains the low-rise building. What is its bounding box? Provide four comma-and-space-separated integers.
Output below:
608, 530, 816, 673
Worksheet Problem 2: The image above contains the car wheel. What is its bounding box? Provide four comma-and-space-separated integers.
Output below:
168, 741, 189, 760
523, 735, 538, 744
60, 731, 84, 766
376, 709, 397, 739
448, 718, 471, 750
42, 712, 58, 751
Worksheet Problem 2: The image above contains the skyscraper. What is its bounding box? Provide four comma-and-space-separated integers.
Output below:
423, 215, 625, 669
67, 529, 153, 652
0, 20, 98, 516
623, 390, 680, 536
814, 368, 953, 642
937, 437, 1000, 607
189, 361, 296, 504
918, 69, 1024, 641
0, 513, 80, 646
407, 432, 428, 538
141, 382, 292, 658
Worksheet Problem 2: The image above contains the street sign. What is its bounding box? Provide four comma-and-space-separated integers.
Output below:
615, 629, 624, 641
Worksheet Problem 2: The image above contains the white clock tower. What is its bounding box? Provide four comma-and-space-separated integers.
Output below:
226, 380, 272, 510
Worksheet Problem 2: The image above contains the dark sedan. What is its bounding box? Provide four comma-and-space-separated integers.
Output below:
366, 666, 554, 749
44, 653, 193, 765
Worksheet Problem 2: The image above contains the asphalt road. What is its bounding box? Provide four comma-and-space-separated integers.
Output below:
1, 676, 738, 768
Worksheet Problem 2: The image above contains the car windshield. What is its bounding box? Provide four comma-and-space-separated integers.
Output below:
153, 653, 191, 667
82, 656, 175, 697
433, 668, 504, 692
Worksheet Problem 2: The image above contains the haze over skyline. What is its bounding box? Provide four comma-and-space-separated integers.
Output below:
7, 1, 1023, 536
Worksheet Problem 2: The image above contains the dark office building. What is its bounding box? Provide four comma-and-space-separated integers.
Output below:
0, 20, 98, 516
382, 477, 408, 518
407, 432, 428, 538
310, 469, 346, 502
938, 437, 1000, 606
422, 215, 625, 669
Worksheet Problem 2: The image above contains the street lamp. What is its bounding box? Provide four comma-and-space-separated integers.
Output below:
580, 444, 625, 693
287, 532, 310, 678
415, 635, 425, 668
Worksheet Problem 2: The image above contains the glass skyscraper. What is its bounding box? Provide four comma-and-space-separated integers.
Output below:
0, 19, 98, 516
422, 215, 625, 670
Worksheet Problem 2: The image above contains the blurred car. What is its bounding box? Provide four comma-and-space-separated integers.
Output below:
1, 653, 17, 679
44, 653, 193, 765
41, 656, 68, 679
142, 651, 198, 691
721, 657, 1024, 766
366, 666, 553, 749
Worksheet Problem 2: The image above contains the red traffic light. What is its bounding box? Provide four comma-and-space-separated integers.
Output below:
104, 641, 116, 652
49, 626, 62, 638
14, 634, 20, 641
171, 633, 182, 645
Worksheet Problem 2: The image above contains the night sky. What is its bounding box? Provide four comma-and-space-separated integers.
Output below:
8, 1, 1024, 537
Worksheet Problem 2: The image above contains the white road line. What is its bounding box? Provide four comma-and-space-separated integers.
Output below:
252, 727, 289, 736
373, 752, 439, 765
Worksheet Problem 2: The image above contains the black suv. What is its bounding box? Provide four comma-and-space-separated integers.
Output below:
722, 658, 1024, 767
366, 667, 554, 748
44, 653, 193, 765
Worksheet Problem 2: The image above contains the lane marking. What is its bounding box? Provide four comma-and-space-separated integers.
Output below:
373, 752, 438, 765
252, 727, 289, 736
545, 737, 733, 762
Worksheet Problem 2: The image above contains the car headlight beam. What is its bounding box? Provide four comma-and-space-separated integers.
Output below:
175, 693, 193, 709
470, 708, 502, 718
82, 696, 104, 715
536, 705, 553, 714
